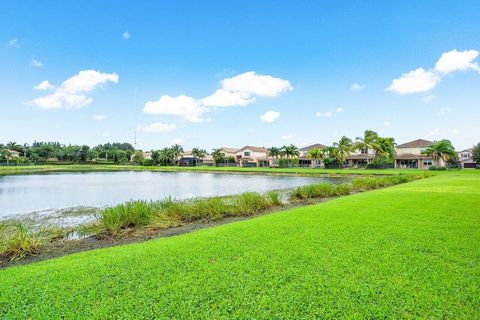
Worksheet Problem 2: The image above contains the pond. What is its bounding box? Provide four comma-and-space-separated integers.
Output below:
0, 171, 350, 226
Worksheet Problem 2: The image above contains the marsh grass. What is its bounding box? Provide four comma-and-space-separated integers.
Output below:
0, 224, 42, 261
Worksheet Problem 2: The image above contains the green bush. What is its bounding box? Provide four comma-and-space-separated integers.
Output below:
233, 192, 270, 215
290, 183, 335, 200
143, 158, 155, 166
265, 191, 282, 207
428, 166, 447, 171
333, 183, 353, 196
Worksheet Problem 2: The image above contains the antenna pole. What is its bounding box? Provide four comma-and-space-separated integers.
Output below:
134, 88, 138, 148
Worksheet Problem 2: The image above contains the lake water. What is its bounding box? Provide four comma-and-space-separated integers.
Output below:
0, 171, 350, 226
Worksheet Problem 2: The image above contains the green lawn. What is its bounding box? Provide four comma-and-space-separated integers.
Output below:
0, 163, 442, 176
0, 171, 479, 318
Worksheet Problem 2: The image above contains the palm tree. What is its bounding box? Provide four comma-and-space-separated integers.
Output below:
281, 145, 299, 167
333, 136, 353, 166
0, 148, 13, 166
422, 140, 456, 167
307, 148, 324, 167
170, 144, 184, 164
211, 148, 225, 166
267, 147, 281, 167
355, 130, 379, 155
191, 148, 207, 165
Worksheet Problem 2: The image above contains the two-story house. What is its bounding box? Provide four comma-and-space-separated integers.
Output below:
235, 146, 268, 167
394, 139, 438, 169
346, 143, 375, 168
298, 143, 326, 167
458, 148, 477, 168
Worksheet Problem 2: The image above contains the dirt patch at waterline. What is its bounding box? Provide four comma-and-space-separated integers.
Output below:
0, 198, 330, 269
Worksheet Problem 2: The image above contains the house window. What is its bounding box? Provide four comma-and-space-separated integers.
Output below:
244, 151, 250, 157
420, 148, 427, 153
423, 159, 432, 166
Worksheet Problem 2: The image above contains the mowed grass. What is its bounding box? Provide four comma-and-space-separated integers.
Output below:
0, 172, 479, 318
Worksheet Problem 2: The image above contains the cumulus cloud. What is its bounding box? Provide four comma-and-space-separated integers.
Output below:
386, 68, 440, 94
282, 134, 293, 140
434, 49, 480, 74
202, 89, 254, 107
145, 71, 292, 123
93, 115, 108, 121
32, 70, 119, 109
323, 112, 332, 117
221, 71, 293, 97
30, 59, 43, 68
351, 83, 365, 91
336, 107, 344, 113
429, 128, 440, 136
122, 31, 131, 40
387, 49, 480, 95
34, 80, 54, 90
143, 95, 207, 123
140, 122, 177, 133
260, 111, 280, 123
172, 137, 185, 144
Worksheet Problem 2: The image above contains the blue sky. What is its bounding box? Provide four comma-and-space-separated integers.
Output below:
1, 1, 479, 150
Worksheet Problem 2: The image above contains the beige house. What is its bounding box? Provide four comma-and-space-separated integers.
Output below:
458, 148, 477, 168
235, 146, 268, 167
394, 139, 439, 169
220, 147, 239, 158
346, 143, 375, 168
298, 143, 326, 167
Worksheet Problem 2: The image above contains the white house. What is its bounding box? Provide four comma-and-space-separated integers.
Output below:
394, 139, 439, 169
458, 148, 477, 168
298, 143, 326, 167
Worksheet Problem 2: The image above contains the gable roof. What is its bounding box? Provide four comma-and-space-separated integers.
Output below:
458, 148, 473, 153
221, 147, 239, 153
396, 139, 434, 148
237, 146, 267, 153
299, 143, 327, 151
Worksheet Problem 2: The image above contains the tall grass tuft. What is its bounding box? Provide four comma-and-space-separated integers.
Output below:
98, 200, 154, 234
0, 224, 42, 261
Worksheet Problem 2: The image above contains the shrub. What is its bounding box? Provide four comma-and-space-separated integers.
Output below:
186, 197, 230, 222
143, 158, 155, 166
0, 224, 42, 261
290, 183, 335, 200
265, 191, 283, 207
428, 166, 447, 171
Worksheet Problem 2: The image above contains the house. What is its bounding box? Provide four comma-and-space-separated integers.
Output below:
130, 151, 152, 162
298, 144, 326, 167
178, 151, 214, 167
220, 147, 239, 158
458, 148, 477, 168
235, 146, 268, 167
394, 139, 438, 169
6, 149, 21, 158
345, 143, 375, 168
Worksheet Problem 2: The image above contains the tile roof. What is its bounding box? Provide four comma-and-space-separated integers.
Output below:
396, 139, 434, 148
299, 143, 327, 151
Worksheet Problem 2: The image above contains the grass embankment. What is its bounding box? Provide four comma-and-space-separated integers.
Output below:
0, 163, 439, 176
1, 175, 423, 262
2, 172, 478, 318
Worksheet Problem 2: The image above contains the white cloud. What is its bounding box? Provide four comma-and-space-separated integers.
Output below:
260, 110, 280, 123
34, 80, 54, 91
93, 115, 108, 121
140, 122, 177, 133
7, 39, 20, 47
351, 83, 365, 91
383, 121, 391, 127
122, 31, 131, 40
32, 70, 119, 109
429, 128, 440, 136
202, 89, 254, 107
386, 68, 440, 94
282, 134, 293, 140
221, 71, 293, 97
452, 129, 461, 135
30, 59, 43, 68
422, 95, 436, 104
336, 107, 344, 113
323, 112, 332, 117
143, 95, 207, 123
437, 107, 451, 116
434, 49, 480, 74
172, 137, 184, 144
